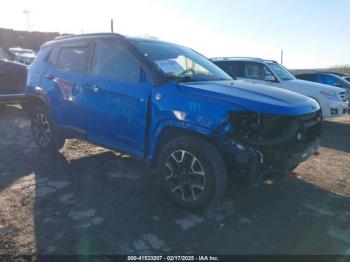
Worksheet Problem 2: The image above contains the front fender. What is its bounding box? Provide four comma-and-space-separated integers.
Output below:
146, 82, 247, 161
146, 119, 213, 162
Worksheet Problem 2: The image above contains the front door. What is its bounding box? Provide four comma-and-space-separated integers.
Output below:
82, 40, 151, 158
239, 61, 278, 87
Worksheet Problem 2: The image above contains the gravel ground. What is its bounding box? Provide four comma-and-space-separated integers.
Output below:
0, 104, 349, 255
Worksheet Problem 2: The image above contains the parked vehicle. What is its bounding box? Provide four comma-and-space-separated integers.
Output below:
319, 71, 348, 77
9, 47, 36, 65
211, 57, 349, 119
296, 72, 350, 98
26, 34, 322, 209
0, 48, 9, 60
0, 47, 27, 105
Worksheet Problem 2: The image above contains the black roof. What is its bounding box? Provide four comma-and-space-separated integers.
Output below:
42, 33, 170, 48
42, 33, 124, 47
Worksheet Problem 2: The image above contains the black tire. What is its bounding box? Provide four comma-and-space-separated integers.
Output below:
30, 105, 65, 152
158, 136, 227, 210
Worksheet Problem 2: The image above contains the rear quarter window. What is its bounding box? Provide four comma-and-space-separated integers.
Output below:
47, 46, 60, 65
27, 46, 50, 71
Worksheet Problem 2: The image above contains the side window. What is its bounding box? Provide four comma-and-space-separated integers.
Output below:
56, 47, 89, 73
230, 62, 244, 77
226, 61, 244, 77
299, 74, 316, 81
316, 74, 326, 84
262, 65, 274, 78
317, 74, 342, 86
308, 74, 317, 81
92, 42, 140, 82
243, 62, 266, 80
215, 61, 244, 77
48, 46, 60, 65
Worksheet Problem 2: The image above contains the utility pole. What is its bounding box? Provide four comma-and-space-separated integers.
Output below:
111, 19, 114, 33
281, 49, 284, 65
23, 10, 31, 32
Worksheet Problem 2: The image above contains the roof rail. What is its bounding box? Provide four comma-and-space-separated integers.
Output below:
210, 57, 264, 61
54, 34, 75, 40
263, 59, 278, 64
54, 32, 124, 41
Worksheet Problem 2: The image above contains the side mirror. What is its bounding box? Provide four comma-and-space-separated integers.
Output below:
264, 75, 276, 82
333, 82, 343, 87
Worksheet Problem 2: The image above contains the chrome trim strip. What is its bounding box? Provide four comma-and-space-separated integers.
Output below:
0, 93, 25, 97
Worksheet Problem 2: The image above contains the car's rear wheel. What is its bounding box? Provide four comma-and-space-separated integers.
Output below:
30, 105, 65, 151
158, 136, 227, 210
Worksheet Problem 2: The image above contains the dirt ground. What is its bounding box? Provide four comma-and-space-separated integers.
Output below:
0, 104, 350, 255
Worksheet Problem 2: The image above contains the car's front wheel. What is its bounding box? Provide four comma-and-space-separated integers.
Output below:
30, 105, 65, 152
158, 136, 227, 210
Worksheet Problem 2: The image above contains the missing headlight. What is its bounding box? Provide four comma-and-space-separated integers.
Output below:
229, 111, 295, 146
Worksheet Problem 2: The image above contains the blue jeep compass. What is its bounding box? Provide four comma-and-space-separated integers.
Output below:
26, 33, 322, 209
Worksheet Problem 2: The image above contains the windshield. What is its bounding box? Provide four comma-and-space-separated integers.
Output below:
345, 76, 350, 83
132, 40, 232, 82
267, 62, 296, 81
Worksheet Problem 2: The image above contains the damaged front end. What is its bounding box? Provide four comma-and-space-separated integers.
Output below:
214, 110, 322, 187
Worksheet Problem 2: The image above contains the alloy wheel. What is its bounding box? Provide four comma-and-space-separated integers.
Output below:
164, 150, 206, 202
32, 112, 51, 147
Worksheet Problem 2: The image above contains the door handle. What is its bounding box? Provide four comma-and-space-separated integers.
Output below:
92, 84, 100, 93
44, 74, 55, 80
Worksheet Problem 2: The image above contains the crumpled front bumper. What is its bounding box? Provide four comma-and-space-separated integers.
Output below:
283, 137, 319, 169
217, 136, 320, 187
214, 110, 322, 187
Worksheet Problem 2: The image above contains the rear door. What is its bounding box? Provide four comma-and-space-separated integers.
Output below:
82, 39, 151, 158
41, 44, 90, 132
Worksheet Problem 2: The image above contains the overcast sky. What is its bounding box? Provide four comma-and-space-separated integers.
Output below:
1, 0, 349, 69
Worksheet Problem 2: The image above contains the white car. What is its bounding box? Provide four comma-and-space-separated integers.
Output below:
211, 57, 349, 119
